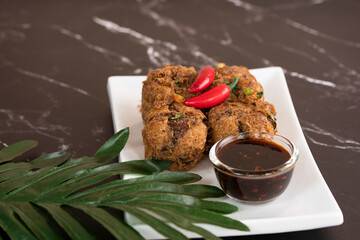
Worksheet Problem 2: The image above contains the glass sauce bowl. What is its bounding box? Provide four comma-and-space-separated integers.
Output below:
209, 132, 299, 204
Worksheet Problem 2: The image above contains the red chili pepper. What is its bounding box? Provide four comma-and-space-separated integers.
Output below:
185, 77, 239, 109
187, 66, 215, 93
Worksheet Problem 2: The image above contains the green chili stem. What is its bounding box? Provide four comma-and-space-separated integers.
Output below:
228, 77, 239, 91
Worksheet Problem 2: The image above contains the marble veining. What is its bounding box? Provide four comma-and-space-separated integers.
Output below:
93, 16, 178, 66
225, 0, 360, 106
55, 26, 134, 67
0, 139, 8, 147
284, 70, 336, 88
227, 0, 263, 13
17, 68, 91, 96
139, 2, 197, 37
270, 0, 330, 10
228, 0, 360, 50
0, 109, 69, 143
284, 18, 360, 49
0, 1, 359, 238
306, 40, 360, 80
0, 0, 358, 152
93, 15, 219, 67
301, 121, 360, 152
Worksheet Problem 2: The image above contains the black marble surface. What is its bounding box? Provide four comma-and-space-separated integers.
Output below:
1, 0, 359, 239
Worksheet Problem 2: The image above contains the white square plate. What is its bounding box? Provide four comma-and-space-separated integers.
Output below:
107, 67, 343, 239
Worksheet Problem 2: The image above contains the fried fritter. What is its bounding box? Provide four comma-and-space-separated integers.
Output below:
141, 63, 278, 171
208, 101, 277, 144
213, 64, 264, 104
142, 103, 207, 171
141, 64, 197, 120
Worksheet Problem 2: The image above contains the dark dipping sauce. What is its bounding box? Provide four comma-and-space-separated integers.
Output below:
215, 138, 294, 203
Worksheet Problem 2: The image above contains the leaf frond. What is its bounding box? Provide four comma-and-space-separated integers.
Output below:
0, 140, 37, 164
0, 128, 249, 239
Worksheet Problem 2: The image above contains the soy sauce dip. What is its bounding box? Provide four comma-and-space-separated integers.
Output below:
217, 139, 291, 172
209, 132, 299, 204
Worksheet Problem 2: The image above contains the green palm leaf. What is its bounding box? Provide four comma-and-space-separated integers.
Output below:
0, 127, 249, 239
0, 140, 37, 163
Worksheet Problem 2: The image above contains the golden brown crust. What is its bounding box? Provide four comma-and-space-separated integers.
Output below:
214, 64, 264, 104
142, 103, 207, 171
141, 64, 198, 120
208, 101, 277, 145
141, 63, 277, 171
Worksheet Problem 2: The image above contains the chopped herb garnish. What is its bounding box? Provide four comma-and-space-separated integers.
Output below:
257, 91, 263, 99
215, 70, 219, 78
173, 78, 179, 83
244, 88, 253, 95
268, 114, 277, 131
171, 112, 183, 120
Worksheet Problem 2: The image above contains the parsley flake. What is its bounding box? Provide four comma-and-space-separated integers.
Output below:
170, 112, 183, 120
244, 88, 253, 95
268, 114, 277, 131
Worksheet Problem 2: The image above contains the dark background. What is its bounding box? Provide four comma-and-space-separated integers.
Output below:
1, 0, 359, 239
